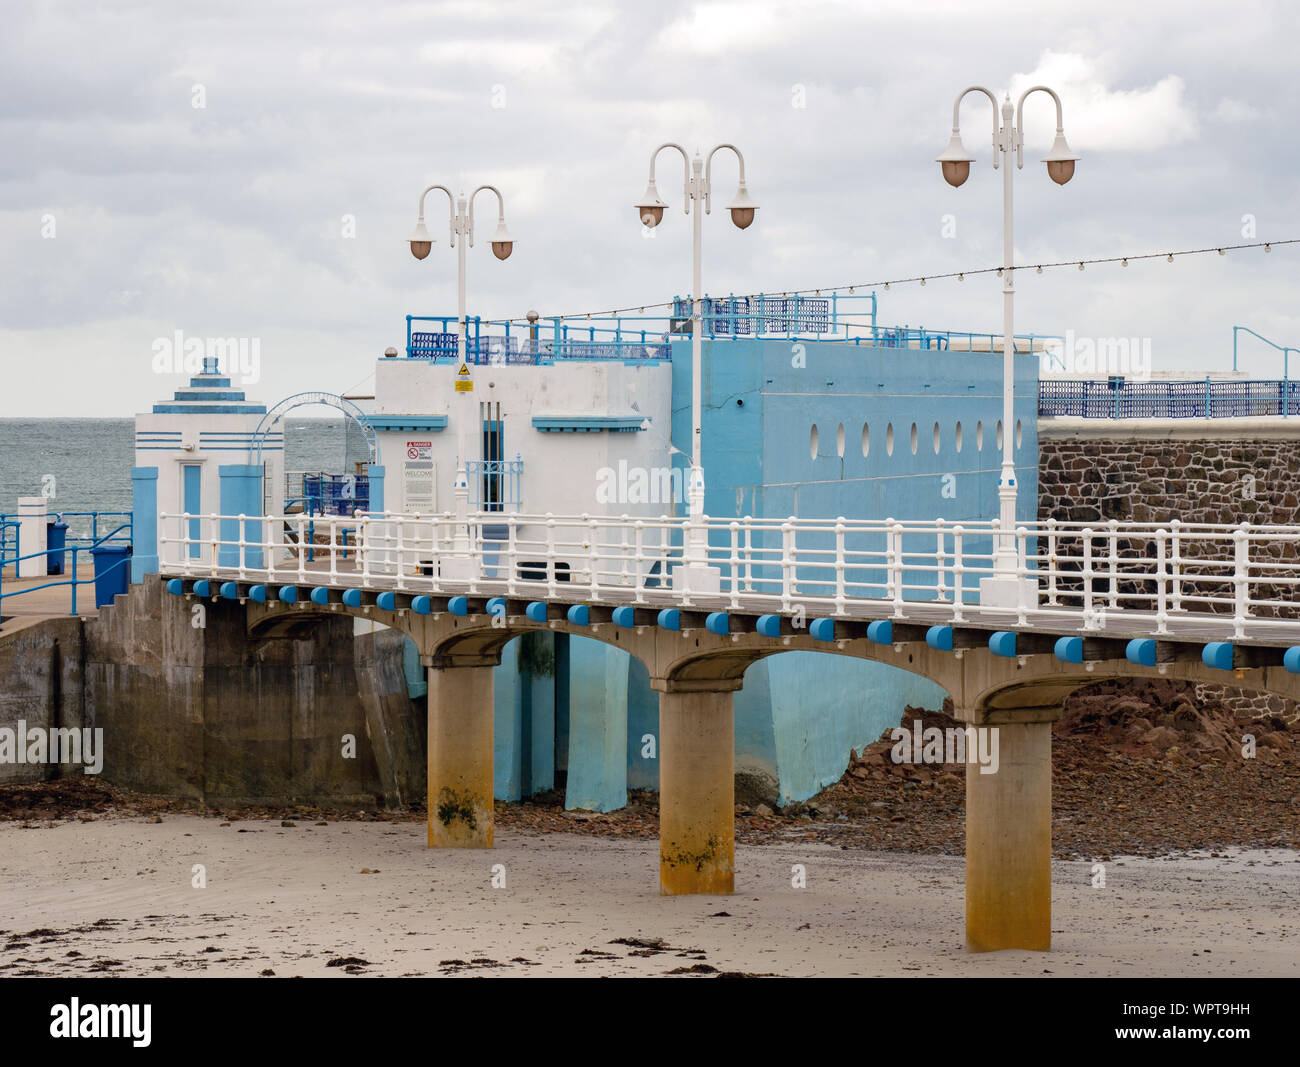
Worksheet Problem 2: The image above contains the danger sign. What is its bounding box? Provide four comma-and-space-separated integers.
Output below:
406, 440, 431, 460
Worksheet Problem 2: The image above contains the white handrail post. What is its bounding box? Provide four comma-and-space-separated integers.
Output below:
835, 517, 847, 614
934, 519, 947, 602
890, 520, 904, 618
506, 517, 518, 598
1169, 518, 1182, 612
1015, 525, 1029, 626
1045, 516, 1059, 605
729, 521, 741, 609
1155, 528, 1169, 635
587, 514, 599, 600
1081, 528, 1096, 629
781, 518, 795, 612
1233, 521, 1250, 639
633, 519, 646, 601
1107, 517, 1119, 610
545, 514, 557, 601
236, 512, 247, 580
952, 525, 965, 623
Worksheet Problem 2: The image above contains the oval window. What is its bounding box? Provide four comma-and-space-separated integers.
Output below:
886, 423, 895, 456
810, 423, 819, 460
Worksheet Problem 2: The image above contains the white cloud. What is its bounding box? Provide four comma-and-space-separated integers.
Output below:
1010, 51, 1199, 151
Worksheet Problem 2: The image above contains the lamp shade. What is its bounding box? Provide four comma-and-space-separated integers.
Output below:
1042, 130, 1079, 185
726, 180, 759, 229
936, 131, 975, 188
409, 217, 433, 259
635, 179, 667, 227
490, 219, 514, 260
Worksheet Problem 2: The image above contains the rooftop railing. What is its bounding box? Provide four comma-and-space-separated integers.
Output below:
1040, 378, 1300, 418
403, 291, 1057, 363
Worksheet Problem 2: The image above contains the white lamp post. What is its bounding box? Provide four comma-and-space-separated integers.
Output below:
636, 143, 757, 593
409, 183, 514, 579
938, 86, 1077, 609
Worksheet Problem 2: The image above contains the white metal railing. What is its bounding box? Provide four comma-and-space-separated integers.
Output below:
157, 510, 1300, 639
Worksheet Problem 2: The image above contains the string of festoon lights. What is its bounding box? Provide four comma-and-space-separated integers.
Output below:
488, 238, 1296, 326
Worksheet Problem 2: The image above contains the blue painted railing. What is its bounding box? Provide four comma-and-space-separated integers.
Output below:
1040, 378, 1300, 418
466, 457, 523, 512
0, 515, 133, 630
406, 295, 1053, 363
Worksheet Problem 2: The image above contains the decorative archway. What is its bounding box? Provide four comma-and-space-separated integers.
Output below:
249, 391, 380, 466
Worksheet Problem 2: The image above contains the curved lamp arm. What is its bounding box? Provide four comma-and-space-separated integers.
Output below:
416, 183, 456, 244
648, 142, 692, 213
467, 184, 506, 247
703, 142, 747, 213
1014, 85, 1066, 169
951, 86, 1001, 168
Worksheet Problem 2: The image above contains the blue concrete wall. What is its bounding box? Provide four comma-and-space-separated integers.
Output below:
671, 336, 1039, 534
493, 633, 558, 802
473, 336, 1039, 811
562, 636, 627, 812
216, 465, 264, 568
761, 652, 947, 806
625, 653, 660, 789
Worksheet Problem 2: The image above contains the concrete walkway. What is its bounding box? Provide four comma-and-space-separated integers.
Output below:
0, 561, 99, 639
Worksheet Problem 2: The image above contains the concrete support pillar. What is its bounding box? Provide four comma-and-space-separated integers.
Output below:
658, 686, 736, 895
426, 660, 495, 848
965, 716, 1053, 952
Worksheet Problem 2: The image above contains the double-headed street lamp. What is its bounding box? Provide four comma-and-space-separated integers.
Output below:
635, 143, 758, 591
409, 183, 514, 578
937, 86, 1077, 608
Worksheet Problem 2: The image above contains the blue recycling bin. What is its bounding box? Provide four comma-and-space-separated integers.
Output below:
46, 519, 68, 575
90, 544, 131, 608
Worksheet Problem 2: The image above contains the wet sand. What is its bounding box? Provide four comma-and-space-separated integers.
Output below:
1, 816, 1296, 977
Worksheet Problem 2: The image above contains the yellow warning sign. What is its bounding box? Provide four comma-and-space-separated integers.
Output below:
456, 362, 470, 376
454, 379, 473, 392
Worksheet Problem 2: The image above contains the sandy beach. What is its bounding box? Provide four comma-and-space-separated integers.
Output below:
1, 815, 1296, 978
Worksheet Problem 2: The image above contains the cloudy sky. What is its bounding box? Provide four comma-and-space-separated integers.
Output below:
3, 0, 1298, 416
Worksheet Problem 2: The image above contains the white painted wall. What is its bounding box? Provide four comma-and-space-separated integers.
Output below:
135, 411, 284, 566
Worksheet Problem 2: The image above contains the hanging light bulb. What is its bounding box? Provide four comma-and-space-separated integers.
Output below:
1078, 262, 1084, 271
1167, 254, 1174, 262
849, 286, 855, 294
1121, 258, 1128, 267
1218, 249, 1225, 256
1265, 244, 1271, 252
997, 268, 1003, 277
958, 273, 964, 281
884, 282, 890, 291
920, 278, 926, 286
1036, 265, 1043, 274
